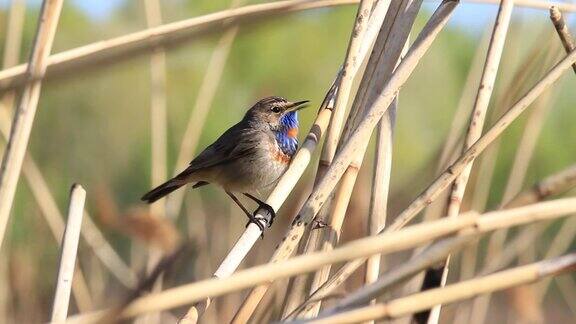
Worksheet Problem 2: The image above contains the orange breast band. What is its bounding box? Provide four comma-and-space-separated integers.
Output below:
287, 127, 298, 138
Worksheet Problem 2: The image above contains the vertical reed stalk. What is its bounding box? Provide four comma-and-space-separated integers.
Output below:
282, 0, 376, 315
419, 0, 514, 319
143, 2, 168, 322
51, 184, 86, 322
291, 44, 576, 316
234, 1, 457, 321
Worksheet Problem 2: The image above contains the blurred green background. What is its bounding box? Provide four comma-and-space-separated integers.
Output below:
0, 0, 575, 322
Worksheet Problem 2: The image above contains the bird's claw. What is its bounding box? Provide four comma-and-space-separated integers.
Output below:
245, 216, 266, 238
257, 203, 276, 228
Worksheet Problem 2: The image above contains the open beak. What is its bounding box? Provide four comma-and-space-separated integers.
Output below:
286, 100, 310, 112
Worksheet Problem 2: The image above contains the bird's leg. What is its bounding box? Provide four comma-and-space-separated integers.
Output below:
243, 193, 276, 227
225, 191, 265, 233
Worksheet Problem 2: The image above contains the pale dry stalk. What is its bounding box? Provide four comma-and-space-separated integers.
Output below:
166, 15, 241, 219
282, 0, 376, 315
51, 185, 86, 322
143, 2, 168, 323
421, 0, 514, 319
305, 0, 419, 316
65, 198, 576, 321
0, 0, 575, 93
0, 0, 64, 249
295, 253, 576, 324
0, 0, 26, 111
0, 105, 136, 289
289, 45, 576, 314
468, 9, 576, 322
0, 0, 357, 92
233, 1, 456, 321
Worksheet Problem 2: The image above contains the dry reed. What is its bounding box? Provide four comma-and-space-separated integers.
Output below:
0, 0, 64, 249
51, 184, 86, 322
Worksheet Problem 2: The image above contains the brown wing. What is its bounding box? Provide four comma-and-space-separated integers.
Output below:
178, 121, 263, 177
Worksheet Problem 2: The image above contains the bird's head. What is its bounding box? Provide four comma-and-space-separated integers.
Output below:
245, 96, 309, 129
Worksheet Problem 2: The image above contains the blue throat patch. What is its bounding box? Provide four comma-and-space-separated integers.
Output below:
275, 111, 299, 156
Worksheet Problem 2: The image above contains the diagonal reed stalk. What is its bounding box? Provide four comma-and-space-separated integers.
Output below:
0, 0, 575, 93
319, 165, 576, 321
0, 0, 64, 249
468, 8, 576, 322
417, 1, 514, 321
303, 0, 417, 317
233, 1, 456, 321
0, 108, 137, 288
166, 5, 242, 220
282, 0, 377, 316
287, 44, 576, 315
294, 253, 576, 324
177, 2, 244, 322
51, 184, 86, 322
64, 197, 576, 322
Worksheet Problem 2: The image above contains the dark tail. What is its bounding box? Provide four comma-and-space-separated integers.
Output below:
141, 179, 184, 203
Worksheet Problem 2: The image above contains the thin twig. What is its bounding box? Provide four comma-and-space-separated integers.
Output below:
51, 184, 86, 322
0, 0, 64, 249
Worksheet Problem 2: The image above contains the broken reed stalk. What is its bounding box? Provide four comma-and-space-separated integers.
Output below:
0, 0, 64, 249
295, 253, 576, 324
233, 1, 456, 320
303, 0, 419, 317
288, 45, 576, 314
550, 6, 576, 73
51, 184, 86, 322
66, 198, 576, 321
420, 1, 514, 320
282, 0, 377, 315
0, 108, 137, 288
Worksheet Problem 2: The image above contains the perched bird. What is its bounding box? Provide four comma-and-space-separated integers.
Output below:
141, 96, 308, 230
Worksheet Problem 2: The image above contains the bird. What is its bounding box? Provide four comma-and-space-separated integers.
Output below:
141, 96, 309, 231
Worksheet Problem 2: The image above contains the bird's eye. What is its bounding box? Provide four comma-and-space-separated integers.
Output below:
271, 106, 281, 113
